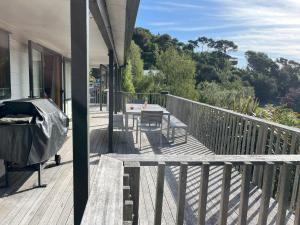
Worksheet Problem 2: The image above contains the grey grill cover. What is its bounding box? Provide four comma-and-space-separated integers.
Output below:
0, 98, 68, 166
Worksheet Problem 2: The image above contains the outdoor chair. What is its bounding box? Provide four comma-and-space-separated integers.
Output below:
136, 110, 163, 150
113, 114, 124, 131
131, 99, 145, 127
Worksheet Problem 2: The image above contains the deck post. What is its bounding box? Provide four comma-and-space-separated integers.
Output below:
114, 64, 118, 114
108, 49, 114, 153
99, 64, 103, 111
124, 162, 140, 225
118, 67, 123, 112
70, 0, 90, 224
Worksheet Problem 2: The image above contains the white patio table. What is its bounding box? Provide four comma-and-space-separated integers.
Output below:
125, 103, 171, 140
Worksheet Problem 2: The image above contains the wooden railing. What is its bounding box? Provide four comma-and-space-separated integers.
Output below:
82, 154, 300, 225
119, 91, 168, 112
166, 94, 300, 210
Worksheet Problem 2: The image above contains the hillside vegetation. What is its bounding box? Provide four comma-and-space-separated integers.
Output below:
122, 27, 300, 128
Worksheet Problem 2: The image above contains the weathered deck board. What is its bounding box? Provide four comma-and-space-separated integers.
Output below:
0, 107, 296, 225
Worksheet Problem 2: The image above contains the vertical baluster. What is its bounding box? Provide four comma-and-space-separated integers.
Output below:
271, 129, 281, 196
228, 116, 236, 154
154, 162, 165, 225
274, 131, 289, 200
245, 120, 253, 154
198, 107, 203, 143
214, 111, 221, 153
204, 107, 209, 146
207, 108, 212, 149
218, 163, 232, 225
290, 165, 300, 210
258, 126, 269, 187
276, 162, 292, 225
217, 111, 223, 152
197, 162, 210, 225
241, 120, 248, 155
219, 113, 228, 154
294, 177, 300, 225
250, 122, 257, 155
282, 132, 288, 154
176, 162, 188, 225
224, 115, 233, 155
221, 114, 230, 155
252, 124, 264, 185
233, 117, 241, 155
238, 162, 252, 225
208, 109, 214, 149
268, 128, 274, 154
214, 111, 220, 153
220, 112, 227, 153
258, 162, 274, 225
237, 118, 244, 155
231, 116, 238, 154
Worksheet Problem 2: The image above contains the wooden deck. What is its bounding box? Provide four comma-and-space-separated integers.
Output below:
0, 107, 296, 225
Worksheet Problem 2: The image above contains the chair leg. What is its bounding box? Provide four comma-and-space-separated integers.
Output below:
172, 128, 175, 143
185, 129, 188, 143
140, 130, 142, 150
133, 115, 135, 128
160, 127, 163, 149
136, 123, 138, 143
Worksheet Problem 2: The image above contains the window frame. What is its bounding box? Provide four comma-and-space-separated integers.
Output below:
0, 28, 11, 100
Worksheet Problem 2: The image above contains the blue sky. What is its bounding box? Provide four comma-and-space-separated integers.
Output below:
135, 0, 300, 67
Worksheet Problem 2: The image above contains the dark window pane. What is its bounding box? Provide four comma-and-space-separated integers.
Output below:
0, 30, 10, 100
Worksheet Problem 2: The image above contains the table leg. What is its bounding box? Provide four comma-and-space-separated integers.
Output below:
167, 114, 170, 141
125, 113, 129, 132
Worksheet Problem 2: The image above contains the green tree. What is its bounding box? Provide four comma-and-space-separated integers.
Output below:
122, 60, 135, 93
128, 41, 144, 85
127, 41, 155, 93
156, 47, 198, 100
282, 88, 300, 113
198, 81, 255, 111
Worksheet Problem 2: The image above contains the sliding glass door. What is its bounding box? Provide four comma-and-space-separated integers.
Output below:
29, 41, 63, 109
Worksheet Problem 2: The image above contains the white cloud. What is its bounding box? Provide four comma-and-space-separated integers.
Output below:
140, 0, 300, 61
157, 2, 204, 9
210, 0, 300, 60
148, 22, 177, 27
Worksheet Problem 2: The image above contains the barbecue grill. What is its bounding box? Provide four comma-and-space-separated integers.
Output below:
0, 98, 69, 187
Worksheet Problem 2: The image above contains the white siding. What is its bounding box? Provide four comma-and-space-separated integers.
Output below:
9, 38, 30, 100
0, 37, 29, 178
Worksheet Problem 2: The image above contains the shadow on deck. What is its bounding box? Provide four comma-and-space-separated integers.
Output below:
0, 109, 295, 225
106, 111, 295, 225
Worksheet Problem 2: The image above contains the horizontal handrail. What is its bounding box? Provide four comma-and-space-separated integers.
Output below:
99, 154, 300, 225
167, 94, 300, 133
119, 91, 164, 95
81, 156, 123, 225
109, 154, 300, 166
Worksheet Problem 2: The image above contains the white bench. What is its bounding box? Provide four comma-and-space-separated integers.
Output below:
164, 115, 188, 143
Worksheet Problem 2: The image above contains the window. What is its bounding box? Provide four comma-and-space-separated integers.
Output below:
0, 30, 10, 100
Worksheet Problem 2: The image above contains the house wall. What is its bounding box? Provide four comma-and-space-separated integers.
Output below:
0, 37, 29, 178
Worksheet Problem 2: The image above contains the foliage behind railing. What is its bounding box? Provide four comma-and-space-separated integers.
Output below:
166, 94, 300, 210
119, 91, 168, 112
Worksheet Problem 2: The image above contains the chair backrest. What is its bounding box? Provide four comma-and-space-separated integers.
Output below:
132, 99, 145, 104
141, 110, 163, 124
